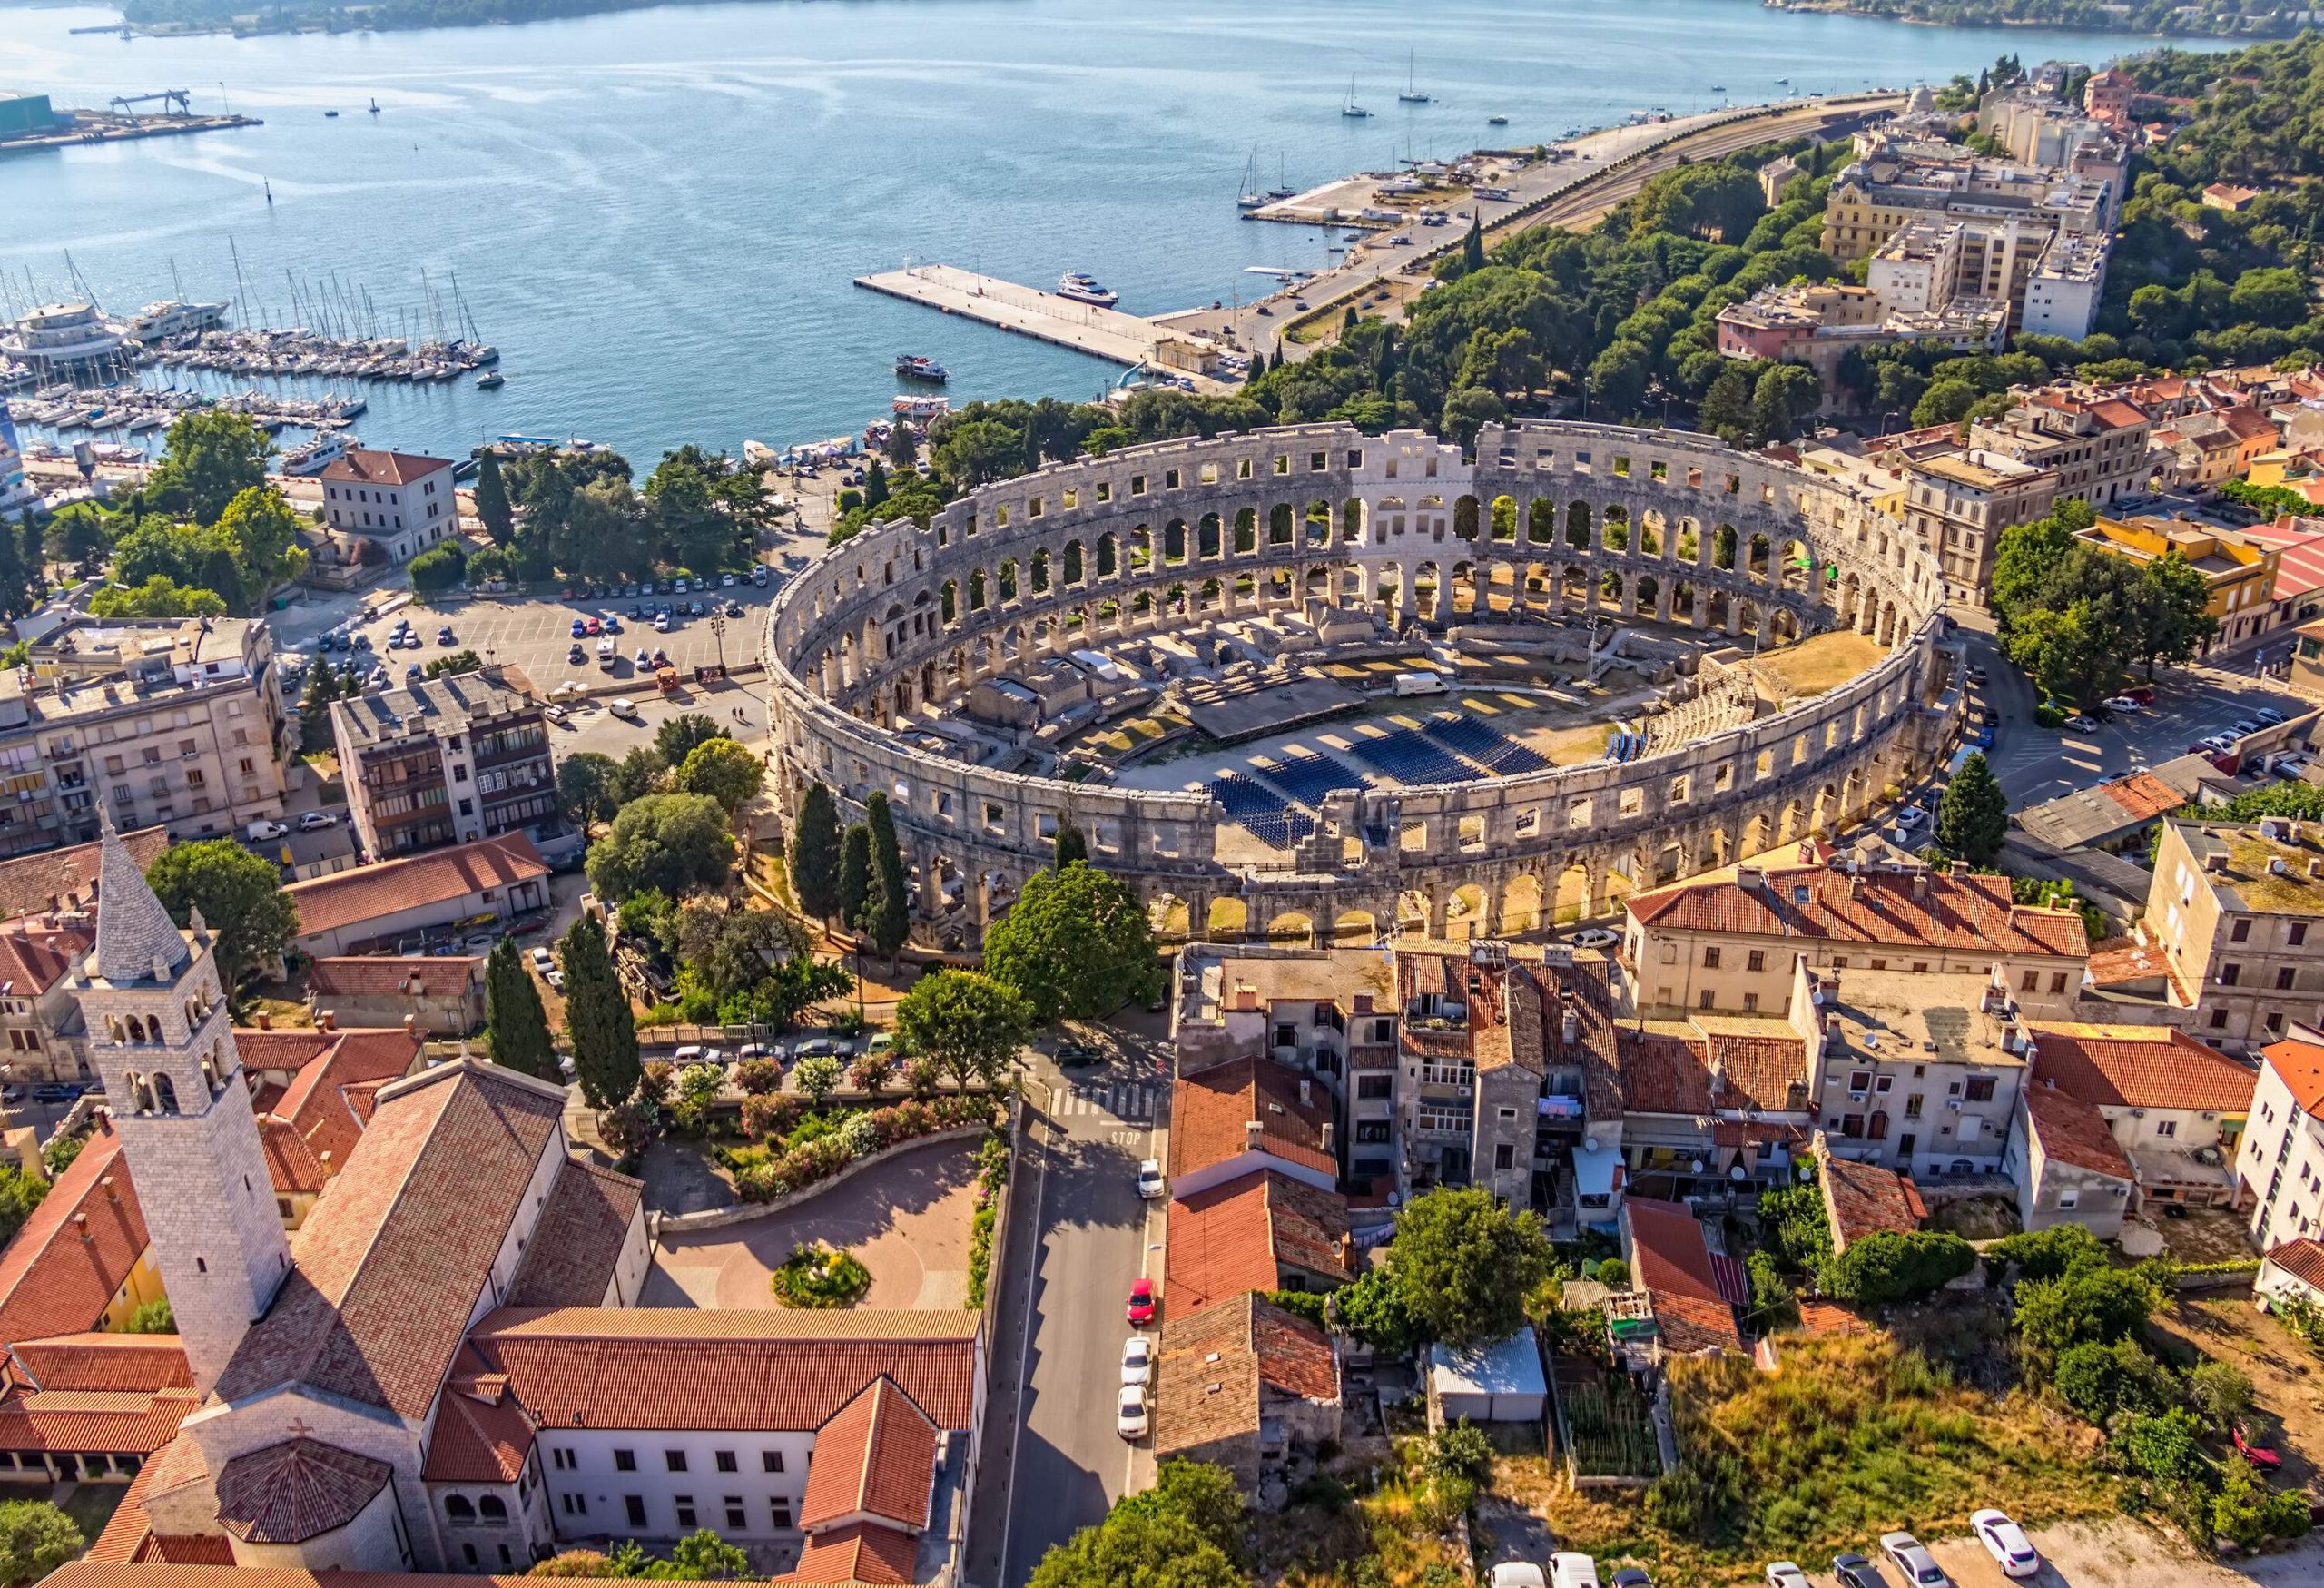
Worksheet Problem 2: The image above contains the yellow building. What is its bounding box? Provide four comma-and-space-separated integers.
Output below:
2079, 514, 2282, 647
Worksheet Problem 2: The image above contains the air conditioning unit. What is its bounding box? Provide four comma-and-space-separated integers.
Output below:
2130, 1107, 2146, 1118
1946, 1098, 1963, 1111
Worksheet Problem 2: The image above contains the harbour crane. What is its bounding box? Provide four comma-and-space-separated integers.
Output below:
107, 90, 192, 123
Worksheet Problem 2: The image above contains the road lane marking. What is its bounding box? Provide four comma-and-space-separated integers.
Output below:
994, 1080, 1052, 1588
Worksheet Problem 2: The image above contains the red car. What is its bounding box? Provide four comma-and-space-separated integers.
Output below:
2234, 1422, 2281, 1469
1126, 1279, 1155, 1325
584, 616, 603, 636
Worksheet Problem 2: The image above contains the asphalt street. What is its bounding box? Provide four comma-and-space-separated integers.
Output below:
967, 1031, 1168, 1588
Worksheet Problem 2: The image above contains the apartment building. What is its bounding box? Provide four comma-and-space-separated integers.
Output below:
2022, 231, 2111, 339
1975, 88, 2128, 222
1966, 390, 2152, 508
330, 670, 559, 862
317, 449, 460, 567
2023, 1023, 2255, 1212
1714, 280, 2004, 410
2235, 1029, 2324, 1254
1622, 857, 2091, 1020
1820, 155, 2108, 266
2079, 514, 2281, 648
1901, 447, 2059, 604
0, 616, 290, 857
2148, 818, 2324, 1051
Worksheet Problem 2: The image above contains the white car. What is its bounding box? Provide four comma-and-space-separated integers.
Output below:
545, 704, 569, 724
295, 810, 340, 831
654, 614, 673, 633
1120, 1336, 1153, 1386
610, 697, 639, 718
1878, 1533, 1948, 1588
2102, 695, 2143, 713
528, 946, 556, 973
1565, 927, 1620, 950
1763, 1567, 1811, 1588
1892, 804, 1927, 829
1549, 1553, 1600, 1588
1969, 1511, 2039, 1579
2063, 713, 2098, 733
1491, 1567, 1546, 1588
1116, 1384, 1148, 1440
545, 968, 566, 991
1136, 1159, 1166, 1199
247, 819, 290, 841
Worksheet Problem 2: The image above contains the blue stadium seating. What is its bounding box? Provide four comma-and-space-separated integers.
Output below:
1208, 773, 1315, 852
1423, 716, 1552, 775
1346, 728, 1479, 785
1266, 753, 1369, 806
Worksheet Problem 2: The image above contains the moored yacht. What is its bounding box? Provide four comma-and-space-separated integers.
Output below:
1056, 273, 1119, 308
281, 431, 352, 476
894, 353, 950, 382
122, 300, 230, 345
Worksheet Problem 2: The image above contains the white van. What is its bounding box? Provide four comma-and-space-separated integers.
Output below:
609, 697, 639, 719
1392, 670, 1450, 697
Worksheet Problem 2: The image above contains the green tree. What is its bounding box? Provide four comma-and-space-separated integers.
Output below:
838, 824, 872, 932
585, 794, 736, 902
561, 913, 639, 1110
1936, 749, 2008, 863
1053, 818, 1088, 871
423, 649, 484, 680
474, 448, 515, 546
895, 969, 1031, 1092
0, 1166, 46, 1251
2134, 550, 2221, 676
125, 1297, 174, 1334
2014, 1265, 2161, 1357
655, 713, 728, 768
87, 574, 230, 619
0, 1501, 83, 1588
1991, 1222, 2109, 1282
793, 1053, 842, 1110
1440, 386, 1508, 449
2053, 1336, 2171, 1423
1335, 1265, 1421, 1355
214, 484, 306, 596
1749, 362, 1822, 444
146, 839, 300, 987
2187, 1358, 2254, 1432
982, 863, 1159, 1022
1820, 1229, 1974, 1306
408, 541, 467, 594
609, 746, 664, 807
486, 937, 557, 1080
1108, 1461, 1246, 1564
674, 737, 764, 814
1383, 1187, 1553, 1347
1911, 377, 1980, 428
790, 783, 843, 923
885, 422, 919, 472
558, 751, 621, 826
148, 409, 272, 526
1697, 363, 1756, 444
1462, 213, 1487, 273
862, 790, 910, 961
665, 1530, 750, 1580
1024, 1506, 1241, 1588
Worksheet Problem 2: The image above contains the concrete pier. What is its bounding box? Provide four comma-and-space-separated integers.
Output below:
852, 264, 1231, 391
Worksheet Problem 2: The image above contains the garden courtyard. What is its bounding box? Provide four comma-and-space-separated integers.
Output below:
642, 1139, 983, 1310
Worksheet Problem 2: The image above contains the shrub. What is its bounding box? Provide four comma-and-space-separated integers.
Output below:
1593, 1258, 1630, 1288
740, 1091, 804, 1142
596, 1100, 655, 1159
638, 1060, 675, 1107
1261, 1289, 1329, 1327
1422, 1420, 1495, 1485
904, 1056, 942, 1100
1990, 1223, 2108, 1282
1748, 1249, 1797, 1328
2053, 1336, 2171, 1423
734, 1094, 993, 1202
2014, 1266, 2162, 1356
1822, 1229, 1974, 1306
837, 1112, 881, 1156
967, 1202, 999, 1308
733, 1059, 785, 1096
770, 1242, 871, 1307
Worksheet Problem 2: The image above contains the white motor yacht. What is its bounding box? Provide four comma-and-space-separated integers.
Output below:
1056, 273, 1120, 308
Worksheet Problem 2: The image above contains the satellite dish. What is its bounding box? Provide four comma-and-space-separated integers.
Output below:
1690, 1158, 1706, 1174
1583, 1135, 1600, 1152
1729, 1163, 1747, 1181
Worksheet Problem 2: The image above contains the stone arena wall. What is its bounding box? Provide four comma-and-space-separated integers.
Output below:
763, 421, 1953, 943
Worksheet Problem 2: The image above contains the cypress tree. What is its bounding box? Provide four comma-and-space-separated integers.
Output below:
474, 449, 514, 547
1343, 305, 1359, 332
863, 459, 889, 513
886, 422, 918, 472
863, 790, 910, 962
838, 824, 872, 932
1462, 213, 1486, 274
484, 937, 556, 1080
790, 783, 842, 923
561, 913, 638, 1110
1054, 818, 1088, 871
1936, 750, 2009, 864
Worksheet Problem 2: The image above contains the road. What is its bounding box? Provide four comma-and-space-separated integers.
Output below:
967, 1028, 1169, 1588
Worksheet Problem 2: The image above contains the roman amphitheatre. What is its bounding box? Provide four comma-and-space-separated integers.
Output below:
762, 420, 1958, 950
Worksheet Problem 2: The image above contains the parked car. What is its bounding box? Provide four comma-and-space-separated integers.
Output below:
2063, 713, 2098, 732
545, 704, 569, 724
1548, 1554, 1601, 1588
610, 698, 639, 719
1877, 1534, 1947, 1588
1490, 1568, 1544, 1588
721, 573, 736, 587
1116, 1384, 1148, 1440
1831, 1555, 1892, 1588
247, 819, 290, 841
296, 811, 339, 831
1120, 1336, 1153, 1386
570, 618, 587, 638
33, 1082, 82, 1103
1610, 1572, 1653, 1588
568, 644, 586, 665
1893, 804, 1927, 830
1137, 1159, 1166, 1199
1126, 1278, 1156, 1325
1763, 1568, 1811, 1588
753, 567, 770, 587
1566, 926, 1620, 950
1969, 1510, 2039, 1579
2234, 718, 2263, 736
528, 946, 556, 973
2102, 695, 2142, 713
545, 968, 566, 991
2256, 705, 2288, 725
2233, 1421, 2282, 1468
655, 614, 673, 633
2277, 755, 2311, 781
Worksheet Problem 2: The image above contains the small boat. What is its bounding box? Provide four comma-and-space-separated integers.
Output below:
1775, 76, 1789, 84
475, 370, 504, 390
1487, 114, 1509, 125
369, 97, 380, 113
1056, 272, 1119, 308
1237, 146, 1265, 211
1268, 154, 1295, 201
323, 109, 339, 118
1399, 51, 1430, 104
1709, 84, 1726, 91
1342, 74, 1371, 118
894, 353, 950, 382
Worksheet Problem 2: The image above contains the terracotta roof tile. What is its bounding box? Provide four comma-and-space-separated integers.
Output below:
2260, 1037, 2324, 1121
307, 956, 485, 997
1164, 1170, 1350, 1317
1155, 1294, 1337, 1461
2084, 936, 2185, 1000
1818, 1151, 1923, 1250
2024, 1082, 2135, 1179
56, 1571, 507, 1588
213, 1438, 392, 1544
0, 1120, 150, 1348
1627, 864, 2087, 958
319, 449, 454, 488
83, 1459, 236, 1567
505, 1159, 644, 1308
282, 833, 547, 939
214, 1062, 568, 1417
1625, 1198, 1741, 1353
2265, 1237, 2324, 1293
8, 1333, 190, 1393
0, 1386, 198, 1455
253, 1027, 426, 1196
1619, 1033, 1711, 1116
467, 1307, 979, 1433
2026, 1023, 2257, 1114
799, 1377, 939, 1534
420, 1375, 536, 1484
0, 826, 166, 922
2100, 771, 2188, 824
0, 923, 87, 997
1168, 1057, 1334, 1182
790, 1522, 922, 1585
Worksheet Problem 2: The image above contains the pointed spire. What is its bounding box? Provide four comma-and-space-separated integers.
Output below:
94, 823, 190, 985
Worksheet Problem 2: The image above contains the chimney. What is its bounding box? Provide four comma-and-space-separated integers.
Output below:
1232, 983, 1260, 1013
1320, 1121, 1334, 1154
254, 1011, 271, 1031
1912, 871, 1929, 900
1561, 1001, 1581, 1045
319, 1010, 338, 1032
1246, 1119, 1264, 1150
1737, 865, 1765, 892
1299, 1077, 1312, 1106
1339, 1231, 1354, 1267
404, 1014, 418, 1037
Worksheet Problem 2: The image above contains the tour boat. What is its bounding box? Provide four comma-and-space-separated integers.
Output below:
1342, 74, 1371, 118
1055, 273, 1119, 308
894, 353, 950, 382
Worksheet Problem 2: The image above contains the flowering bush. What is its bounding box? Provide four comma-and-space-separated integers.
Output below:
734, 1094, 998, 1203
838, 1112, 881, 1156
597, 1100, 655, 1159
740, 1092, 806, 1143
733, 1060, 786, 1097
638, 1061, 675, 1107
770, 1242, 871, 1308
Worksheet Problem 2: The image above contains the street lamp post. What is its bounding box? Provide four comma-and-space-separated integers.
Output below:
709, 613, 726, 676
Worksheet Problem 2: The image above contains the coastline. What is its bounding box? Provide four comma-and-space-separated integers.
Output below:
1765, 0, 2301, 39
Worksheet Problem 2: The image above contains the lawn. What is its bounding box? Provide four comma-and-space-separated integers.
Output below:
1528, 1329, 2117, 1582
1749, 629, 1885, 700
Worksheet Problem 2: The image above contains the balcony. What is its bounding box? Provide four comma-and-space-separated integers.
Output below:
1417, 1064, 1475, 1091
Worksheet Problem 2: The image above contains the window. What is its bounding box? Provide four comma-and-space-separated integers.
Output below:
1494, 1143, 1514, 1170
478, 1497, 507, 1524
561, 1494, 586, 1516
1746, 950, 1765, 972
716, 1451, 738, 1473
2280, 967, 2298, 991
2021, 970, 2039, 991
725, 1498, 747, 1531
665, 1451, 688, 1473
1356, 1074, 1392, 1100
614, 1450, 636, 1472
1965, 1076, 1996, 1103
1699, 990, 1716, 1010
675, 1497, 696, 1529
552, 1449, 575, 1471
1702, 946, 1721, 969
2155, 1119, 2178, 1139
2292, 922, 2309, 948
1741, 992, 1758, 1012
445, 1496, 476, 1524
772, 1498, 793, 1530
2231, 919, 2251, 942
762, 1451, 784, 1475
1840, 1114, 1864, 1138
2056, 1188, 2079, 1210
625, 1496, 647, 1528
1847, 1070, 1873, 1093
2051, 972, 2068, 994
2221, 963, 2242, 987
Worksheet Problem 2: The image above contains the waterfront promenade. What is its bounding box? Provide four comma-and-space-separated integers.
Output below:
852, 264, 1236, 391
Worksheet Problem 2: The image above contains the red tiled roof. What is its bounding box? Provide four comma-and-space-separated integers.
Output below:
2027, 1024, 2256, 1114
2100, 772, 2188, 824
0, 1120, 150, 1348
214, 1062, 568, 1418
2265, 1237, 2324, 1293
505, 1158, 644, 1308
466, 1307, 980, 1433
2089, 399, 2149, 430
1618, 1033, 1711, 1116
0, 827, 166, 922
307, 956, 485, 997
319, 449, 454, 488
1625, 1198, 1741, 1353
1155, 1293, 1338, 1461
253, 1026, 425, 1196
0, 922, 87, 996
0, 1386, 198, 1455
1168, 1057, 1334, 1182
2024, 1082, 2135, 1179
1248, 1297, 1338, 1403
83, 1460, 239, 1566
213, 1438, 392, 1544
790, 1522, 921, 1585
2261, 1037, 2324, 1121
1165, 1170, 1350, 1317
1818, 1151, 1923, 1251
1627, 864, 2088, 958
421, 1374, 536, 1484
9, 1333, 190, 1393
282, 833, 547, 938
799, 1377, 939, 1534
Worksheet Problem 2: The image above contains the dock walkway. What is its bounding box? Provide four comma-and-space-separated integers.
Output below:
852, 264, 1228, 391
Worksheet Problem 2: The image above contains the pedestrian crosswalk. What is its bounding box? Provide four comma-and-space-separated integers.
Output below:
1051, 1081, 1158, 1121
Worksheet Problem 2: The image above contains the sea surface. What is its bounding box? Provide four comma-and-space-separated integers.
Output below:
0, 0, 2230, 465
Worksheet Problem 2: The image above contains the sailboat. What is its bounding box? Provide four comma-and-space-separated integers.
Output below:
1399, 51, 1430, 104
1237, 146, 1265, 211
1268, 154, 1295, 202
1342, 74, 1371, 118
368, 97, 380, 114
